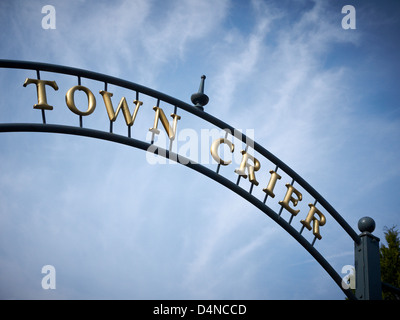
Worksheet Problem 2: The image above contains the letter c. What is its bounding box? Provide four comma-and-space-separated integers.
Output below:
222, 305, 230, 314
210, 138, 234, 165
230, 305, 238, 314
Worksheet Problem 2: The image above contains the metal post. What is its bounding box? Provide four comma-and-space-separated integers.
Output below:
354, 217, 382, 300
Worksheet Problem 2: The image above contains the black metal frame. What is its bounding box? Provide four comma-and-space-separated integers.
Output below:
0, 60, 360, 299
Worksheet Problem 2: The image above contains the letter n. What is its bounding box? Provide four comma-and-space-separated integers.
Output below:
149, 106, 181, 141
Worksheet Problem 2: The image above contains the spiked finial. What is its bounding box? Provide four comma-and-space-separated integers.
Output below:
191, 75, 209, 111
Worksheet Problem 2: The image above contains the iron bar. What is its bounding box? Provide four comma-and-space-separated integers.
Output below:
249, 183, 254, 195
311, 236, 317, 247
0, 60, 363, 299
0, 122, 357, 300
41, 110, 46, 124
0, 60, 359, 247
35, 70, 46, 124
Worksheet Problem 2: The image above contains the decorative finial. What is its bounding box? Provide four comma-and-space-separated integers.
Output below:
191, 75, 209, 111
358, 216, 376, 233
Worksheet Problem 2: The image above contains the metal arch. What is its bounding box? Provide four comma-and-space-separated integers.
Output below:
0, 60, 360, 299
0, 123, 357, 299
0, 59, 360, 245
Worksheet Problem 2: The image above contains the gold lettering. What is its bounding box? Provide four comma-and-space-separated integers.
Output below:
263, 170, 282, 198
99, 91, 143, 126
149, 106, 181, 141
65, 85, 96, 116
301, 204, 326, 240
23, 78, 58, 110
234, 150, 261, 186
279, 184, 302, 215
210, 138, 235, 165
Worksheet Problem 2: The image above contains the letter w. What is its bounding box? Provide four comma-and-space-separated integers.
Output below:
99, 90, 142, 126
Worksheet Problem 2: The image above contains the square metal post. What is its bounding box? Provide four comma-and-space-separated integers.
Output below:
354, 217, 382, 300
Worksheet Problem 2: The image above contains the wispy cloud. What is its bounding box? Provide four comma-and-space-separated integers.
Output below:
180, 193, 281, 298
5, 0, 229, 81
289, 250, 354, 267
1, 0, 399, 300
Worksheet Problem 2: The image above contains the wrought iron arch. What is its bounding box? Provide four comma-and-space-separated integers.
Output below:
0, 60, 365, 299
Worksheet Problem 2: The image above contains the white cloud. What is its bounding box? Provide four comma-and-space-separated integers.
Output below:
142, 0, 229, 63
4, 0, 229, 80
203, 1, 363, 185
1, 0, 399, 300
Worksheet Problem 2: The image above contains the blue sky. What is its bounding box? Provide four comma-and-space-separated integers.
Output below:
0, 0, 399, 300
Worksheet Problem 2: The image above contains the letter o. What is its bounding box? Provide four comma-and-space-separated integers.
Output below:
66, 85, 96, 116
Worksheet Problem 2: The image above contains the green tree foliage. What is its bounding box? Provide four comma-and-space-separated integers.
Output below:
380, 226, 400, 300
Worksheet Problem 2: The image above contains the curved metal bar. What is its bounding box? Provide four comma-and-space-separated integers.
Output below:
0, 60, 362, 298
0, 122, 356, 299
0, 59, 360, 245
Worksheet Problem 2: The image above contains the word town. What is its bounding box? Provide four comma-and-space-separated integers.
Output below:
23, 77, 327, 240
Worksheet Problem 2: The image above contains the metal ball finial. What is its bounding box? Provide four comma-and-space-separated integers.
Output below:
358, 216, 376, 233
191, 75, 209, 111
